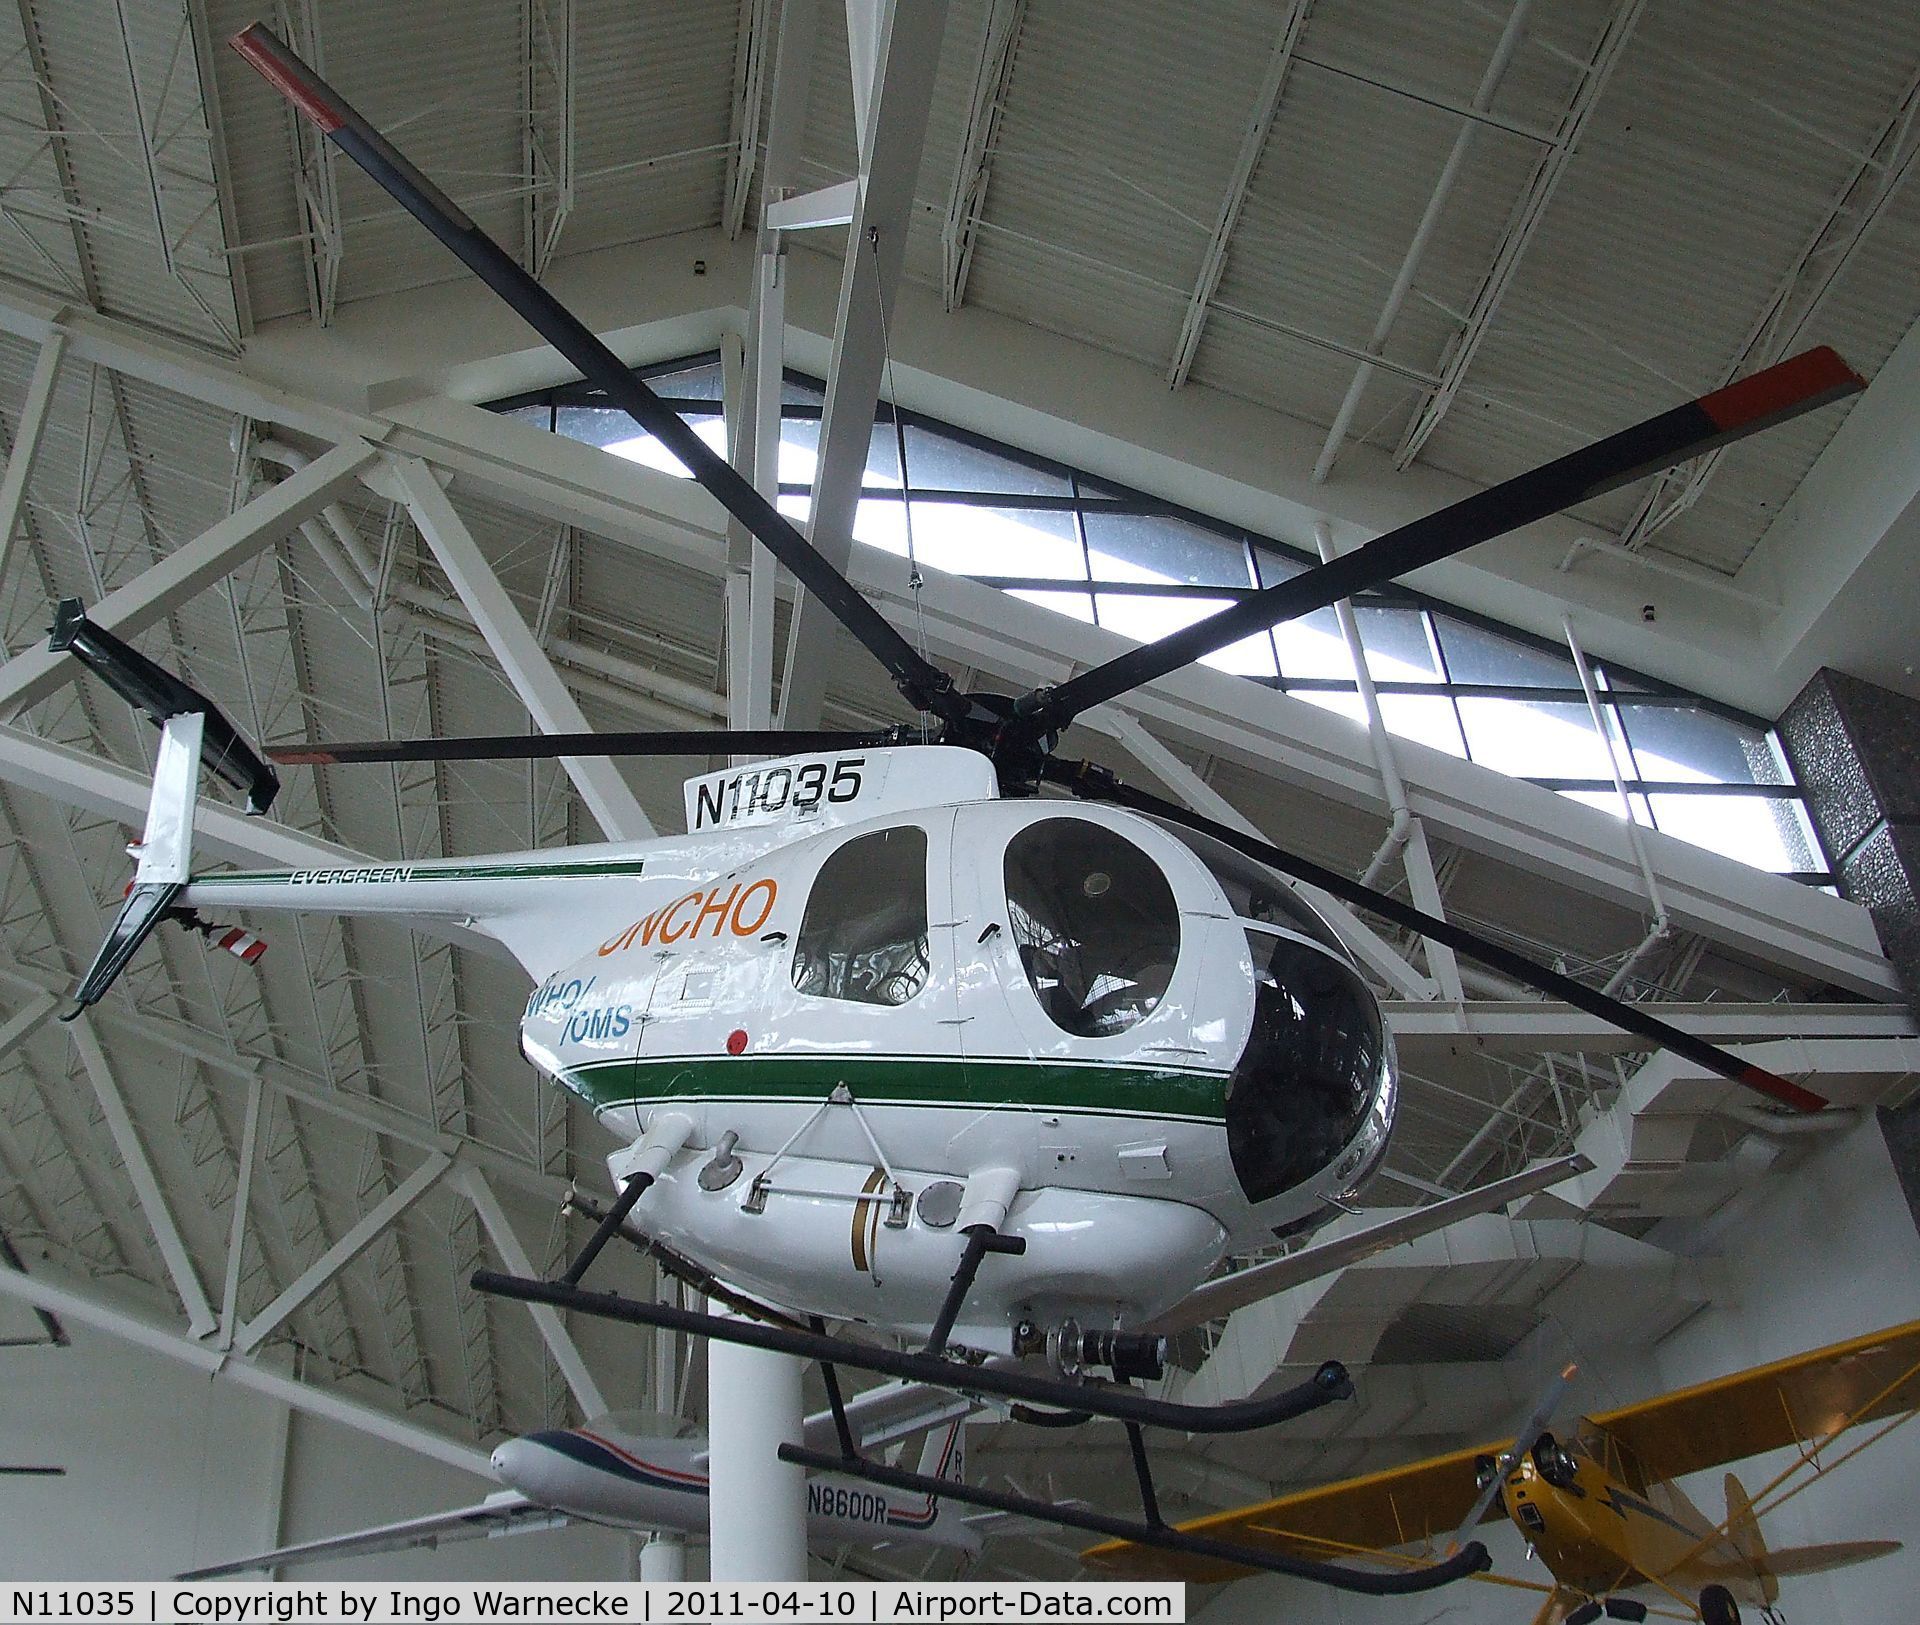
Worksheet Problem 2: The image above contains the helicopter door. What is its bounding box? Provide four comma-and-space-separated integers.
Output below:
638, 814, 960, 1091
951, 809, 1196, 1163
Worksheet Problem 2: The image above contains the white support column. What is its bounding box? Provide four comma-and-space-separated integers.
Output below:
234, 1151, 452, 1356
640, 1535, 688, 1581
0, 1262, 493, 1477
0, 328, 65, 611
0, 437, 375, 720
390, 456, 653, 841
708, 1310, 808, 1579
523, 0, 576, 276
726, 0, 817, 735
1313, 521, 1465, 1003
777, 0, 951, 730
1086, 707, 1436, 1000
459, 1165, 608, 1418
68, 1016, 218, 1339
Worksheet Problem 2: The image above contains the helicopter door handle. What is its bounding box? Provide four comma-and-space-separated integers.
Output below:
977, 923, 1001, 943
761, 931, 788, 944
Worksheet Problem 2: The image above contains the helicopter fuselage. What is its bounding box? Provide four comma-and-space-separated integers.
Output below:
186, 746, 1395, 1353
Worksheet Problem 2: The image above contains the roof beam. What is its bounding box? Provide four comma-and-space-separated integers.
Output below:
0, 331, 66, 626
69, 1015, 218, 1338
523, 0, 576, 275
234, 1150, 451, 1356
0, 1261, 493, 1477
389, 455, 653, 840
775, 0, 951, 729
0, 436, 376, 721
1393, 0, 1646, 469
940, 0, 1028, 314
1167, 0, 1310, 388
1310, 0, 1532, 480
1618, 58, 1920, 551
459, 1164, 607, 1418
723, 0, 775, 240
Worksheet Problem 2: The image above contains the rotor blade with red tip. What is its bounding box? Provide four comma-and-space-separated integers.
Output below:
1025, 348, 1864, 730
1044, 759, 1831, 1113
229, 23, 957, 723
268, 728, 894, 766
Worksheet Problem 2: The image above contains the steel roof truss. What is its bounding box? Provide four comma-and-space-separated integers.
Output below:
1394, 0, 1647, 470
69, 1012, 216, 1337
941, 0, 1028, 315
1168, 0, 1311, 389
391, 454, 653, 841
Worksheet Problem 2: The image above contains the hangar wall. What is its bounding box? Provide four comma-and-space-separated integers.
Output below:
0, 1328, 633, 1580
1193, 1115, 1920, 1623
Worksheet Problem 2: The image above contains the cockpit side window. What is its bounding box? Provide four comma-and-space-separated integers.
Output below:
1004, 819, 1179, 1038
792, 826, 930, 1006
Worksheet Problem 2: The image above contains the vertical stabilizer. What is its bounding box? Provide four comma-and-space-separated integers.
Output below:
915, 1418, 965, 1487
1725, 1473, 1779, 1604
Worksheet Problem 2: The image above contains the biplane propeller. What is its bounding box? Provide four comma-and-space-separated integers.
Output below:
32, 20, 1869, 1599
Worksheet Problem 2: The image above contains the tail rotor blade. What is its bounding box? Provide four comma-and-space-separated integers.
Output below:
1045, 759, 1829, 1113
230, 24, 957, 723
1024, 348, 1864, 730
269, 728, 896, 766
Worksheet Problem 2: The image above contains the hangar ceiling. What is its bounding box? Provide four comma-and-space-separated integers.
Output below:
0, 0, 1916, 1580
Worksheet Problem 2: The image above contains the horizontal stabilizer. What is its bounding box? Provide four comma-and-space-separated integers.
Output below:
1762, 1538, 1901, 1577
50, 599, 279, 815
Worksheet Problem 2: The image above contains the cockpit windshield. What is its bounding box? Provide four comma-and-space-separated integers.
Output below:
1004, 818, 1180, 1038
1150, 822, 1352, 959
1227, 926, 1390, 1204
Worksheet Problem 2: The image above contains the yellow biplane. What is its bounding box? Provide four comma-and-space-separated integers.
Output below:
1087, 1318, 1920, 1623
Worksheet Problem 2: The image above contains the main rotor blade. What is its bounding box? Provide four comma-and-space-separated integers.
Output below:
1025, 348, 1863, 729
269, 728, 894, 766
230, 24, 956, 722
1045, 759, 1830, 1113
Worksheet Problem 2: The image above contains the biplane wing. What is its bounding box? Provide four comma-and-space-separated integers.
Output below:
1087, 1318, 1920, 1582
1082, 1438, 1506, 1581
1584, 1317, 1920, 1485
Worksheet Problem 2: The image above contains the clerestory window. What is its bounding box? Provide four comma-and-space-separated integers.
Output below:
491, 358, 1830, 885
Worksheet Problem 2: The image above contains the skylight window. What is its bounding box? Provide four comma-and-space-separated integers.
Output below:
492, 360, 1830, 883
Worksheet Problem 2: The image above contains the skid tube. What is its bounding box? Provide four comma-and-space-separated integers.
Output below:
782, 1444, 1490, 1595
472, 1269, 1489, 1594
475, 1269, 1345, 1433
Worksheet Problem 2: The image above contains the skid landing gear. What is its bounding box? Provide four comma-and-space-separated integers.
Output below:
475, 1212, 1492, 1599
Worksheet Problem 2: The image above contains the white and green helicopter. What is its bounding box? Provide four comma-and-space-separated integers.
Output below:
42, 21, 1866, 1598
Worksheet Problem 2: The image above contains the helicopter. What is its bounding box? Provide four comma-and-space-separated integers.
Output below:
34, 18, 1873, 1600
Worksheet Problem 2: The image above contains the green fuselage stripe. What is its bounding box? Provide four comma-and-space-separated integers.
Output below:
561, 1055, 1228, 1123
